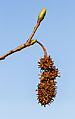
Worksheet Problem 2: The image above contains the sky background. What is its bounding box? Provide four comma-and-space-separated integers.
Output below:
0, 0, 75, 119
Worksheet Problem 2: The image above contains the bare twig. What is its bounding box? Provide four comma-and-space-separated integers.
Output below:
0, 8, 46, 60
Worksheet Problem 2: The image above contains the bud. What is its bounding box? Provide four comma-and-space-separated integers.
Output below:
37, 8, 46, 23
30, 39, 37, 45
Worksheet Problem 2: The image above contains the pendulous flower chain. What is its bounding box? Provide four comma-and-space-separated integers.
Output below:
36, 55, 59, 107
0, 8, 60, 107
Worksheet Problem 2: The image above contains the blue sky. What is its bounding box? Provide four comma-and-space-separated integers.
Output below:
0, 0, 75, 119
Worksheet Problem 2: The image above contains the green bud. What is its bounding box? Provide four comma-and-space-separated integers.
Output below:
30, 39, 37, 45
37, 8, 46, 22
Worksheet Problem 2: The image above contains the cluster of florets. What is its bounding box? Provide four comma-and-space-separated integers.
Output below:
36, 55, 59, 107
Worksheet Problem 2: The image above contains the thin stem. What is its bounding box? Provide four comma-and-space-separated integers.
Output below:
28, 21, 40, 42
36, 40, 47, 57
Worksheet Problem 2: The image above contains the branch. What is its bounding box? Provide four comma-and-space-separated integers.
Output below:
0, 40, 37, 60
0, 8, 46, 60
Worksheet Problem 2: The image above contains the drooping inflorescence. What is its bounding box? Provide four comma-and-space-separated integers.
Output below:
0, 8, 60, 107
36, 55, 59, 107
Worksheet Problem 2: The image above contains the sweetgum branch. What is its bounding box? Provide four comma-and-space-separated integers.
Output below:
0, 8, 60, 107
0, 8, 46, 60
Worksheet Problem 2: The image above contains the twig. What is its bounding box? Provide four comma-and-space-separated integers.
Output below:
0, 8, 46, 60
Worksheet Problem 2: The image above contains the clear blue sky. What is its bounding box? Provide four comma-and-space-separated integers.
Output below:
0, 0, 75, 119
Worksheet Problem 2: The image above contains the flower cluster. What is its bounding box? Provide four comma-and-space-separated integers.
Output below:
36, 55, 59, 106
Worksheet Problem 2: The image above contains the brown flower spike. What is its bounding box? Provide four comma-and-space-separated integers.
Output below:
0, 8, 60, 107
36, 55, 59, 106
